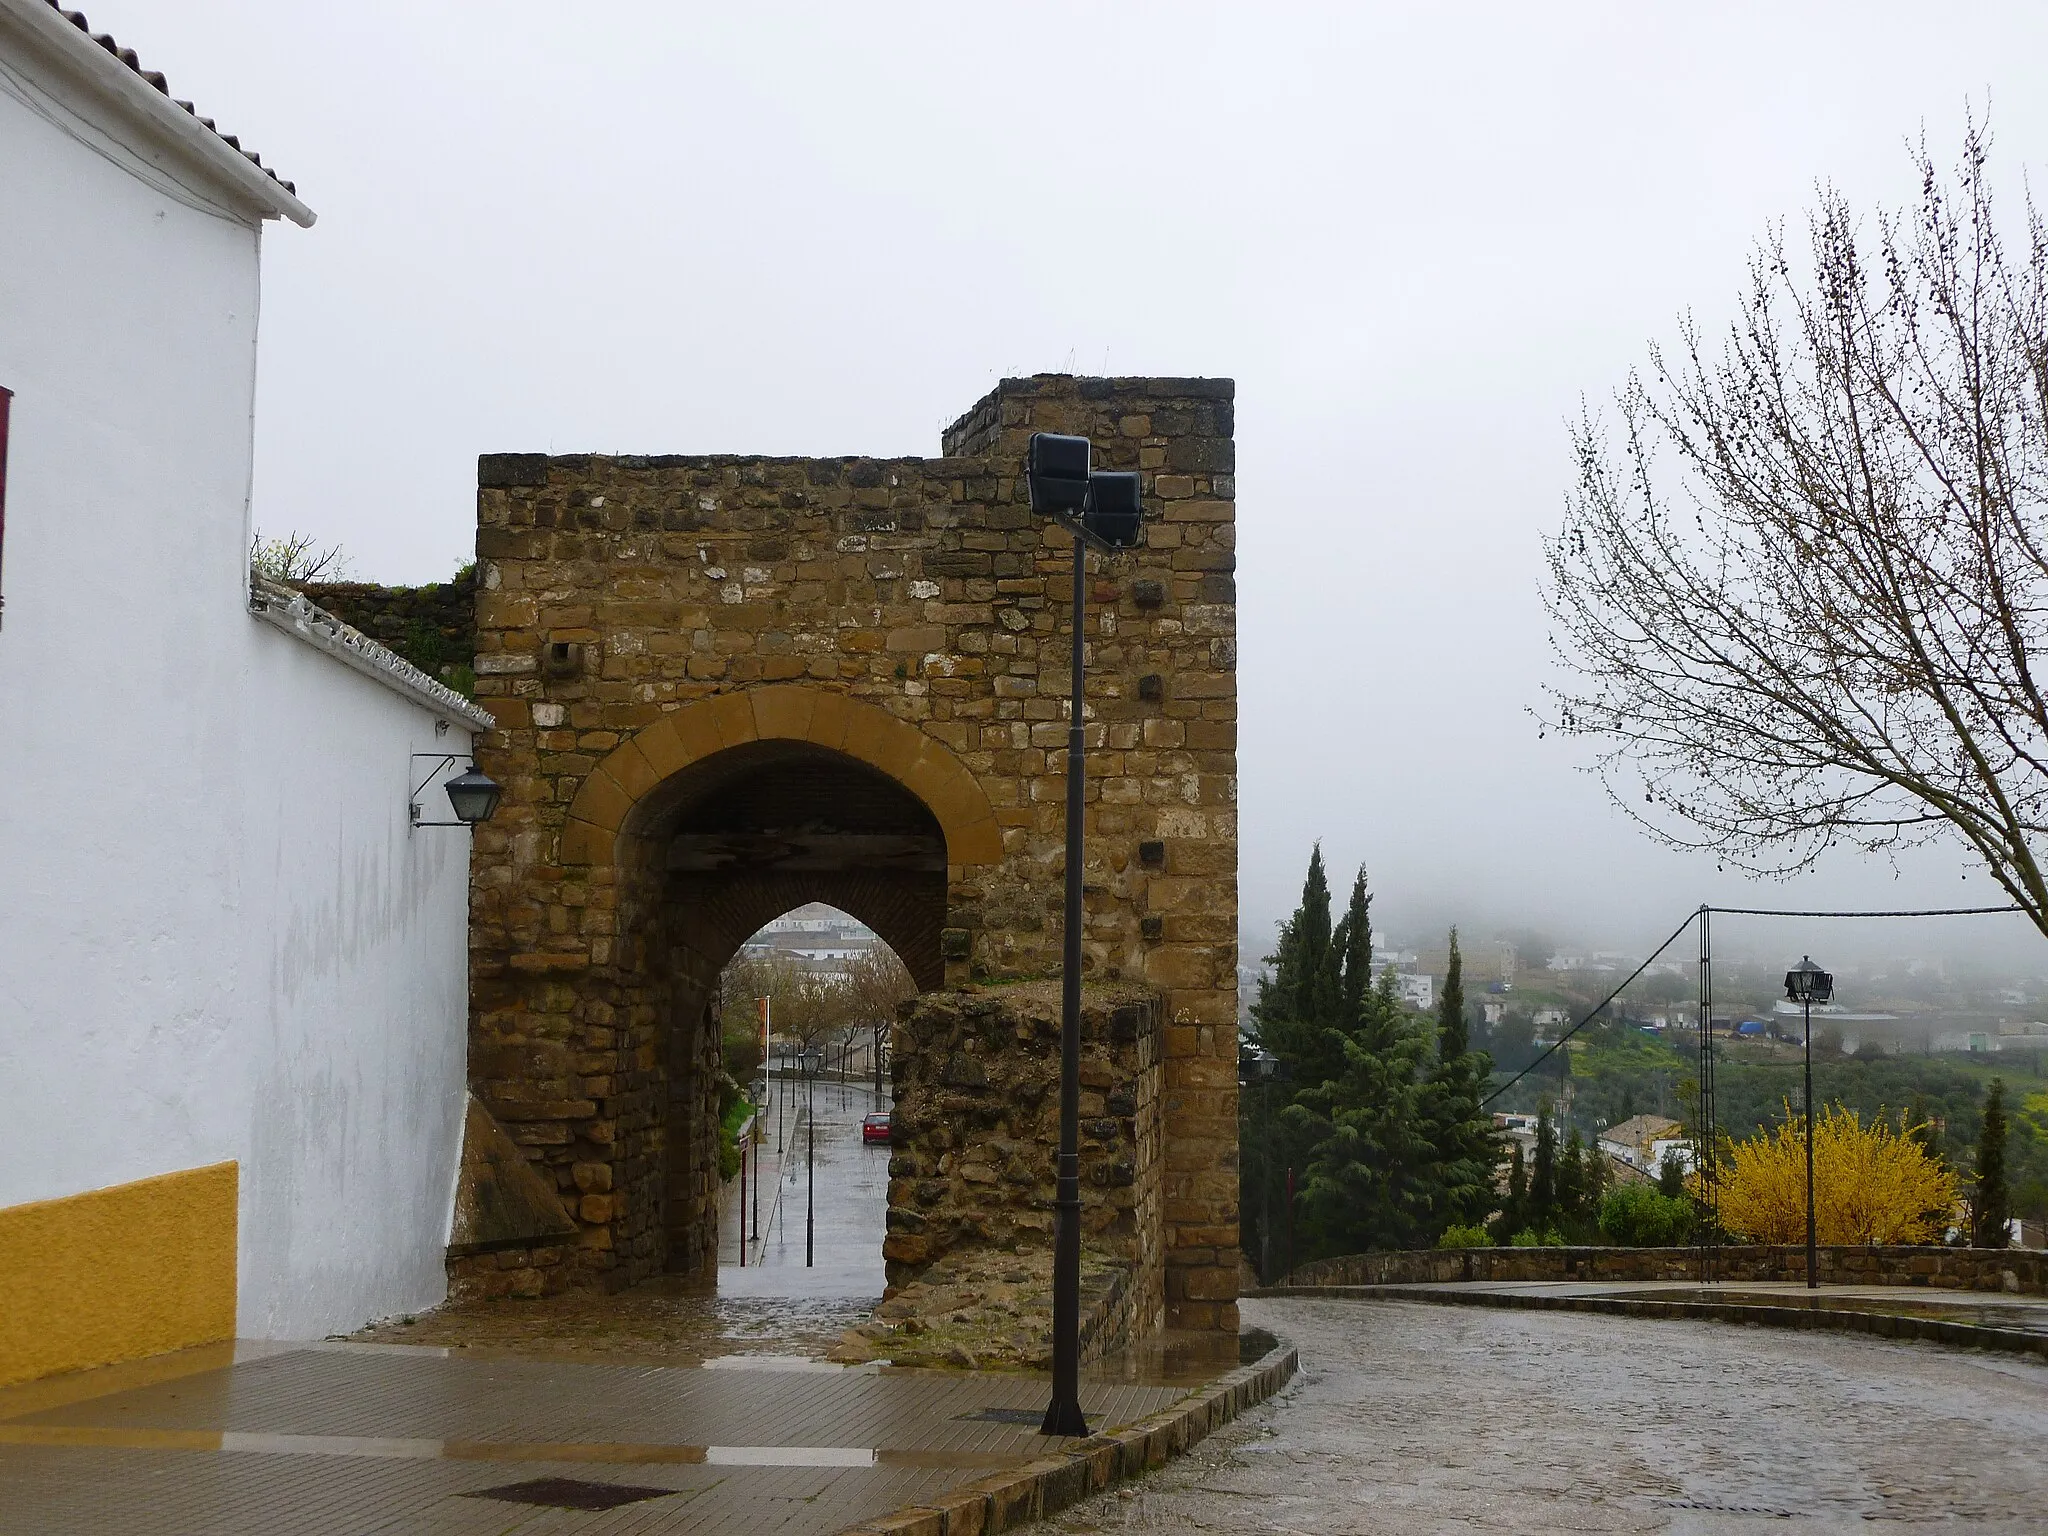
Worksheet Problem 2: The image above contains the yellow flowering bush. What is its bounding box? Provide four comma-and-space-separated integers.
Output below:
1705, 1106, 1958, 1245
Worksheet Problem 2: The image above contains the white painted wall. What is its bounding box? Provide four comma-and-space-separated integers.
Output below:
0, 46, 470, 1336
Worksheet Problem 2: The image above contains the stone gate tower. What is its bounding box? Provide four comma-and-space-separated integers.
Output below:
465, 375, 1239, 1328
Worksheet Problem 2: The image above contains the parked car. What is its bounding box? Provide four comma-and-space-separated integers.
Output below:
861, 1112, 892, 1146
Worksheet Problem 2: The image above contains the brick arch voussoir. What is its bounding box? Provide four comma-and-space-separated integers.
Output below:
559, 685, 1002, 869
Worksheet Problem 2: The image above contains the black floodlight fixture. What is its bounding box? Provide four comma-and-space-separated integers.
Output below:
1083, 470, 1144, 550
1783, 957, 1833, 1006
1025, 432, 1092, 516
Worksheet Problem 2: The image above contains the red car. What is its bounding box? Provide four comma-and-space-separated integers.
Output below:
861, 1111, 893, 1146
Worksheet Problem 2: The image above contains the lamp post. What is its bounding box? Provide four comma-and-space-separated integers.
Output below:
1240, 1047, 1281, 1282
1783, 956, 1834, 1289
1024, 433, 1144, 1439
805, 1042, 817, 1268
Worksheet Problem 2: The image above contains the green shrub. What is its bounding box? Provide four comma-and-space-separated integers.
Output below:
1598, 1182, 1696, 1246
717, 1083, 754, 1182
1509, 1226, 1566, 1247
1439, 1223, 1491, 1249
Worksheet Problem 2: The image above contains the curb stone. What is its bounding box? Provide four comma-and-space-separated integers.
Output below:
1258, 1283, 2048, 1362
836, 1339, 1299, 1536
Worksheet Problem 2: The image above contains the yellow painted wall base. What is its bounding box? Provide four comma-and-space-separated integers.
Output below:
0, 1162, 238, 1387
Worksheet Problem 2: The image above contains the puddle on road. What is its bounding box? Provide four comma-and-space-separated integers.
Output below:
352, 1271, 881, 1368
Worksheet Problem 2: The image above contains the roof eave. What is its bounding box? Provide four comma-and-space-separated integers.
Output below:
4, 0, 313, 226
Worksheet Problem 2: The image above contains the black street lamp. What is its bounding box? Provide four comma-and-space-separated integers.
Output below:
408, 755, 502, 827
1024, 432, 1145, 1439
1783, 955, 1834, 1289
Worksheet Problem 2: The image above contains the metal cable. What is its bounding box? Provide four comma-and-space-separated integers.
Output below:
1480, 910, 1702, 1108
1479, 900, 2028, 1109
1706, 905, 2026, 919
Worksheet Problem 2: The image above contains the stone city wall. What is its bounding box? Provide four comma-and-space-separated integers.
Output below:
886, 981, 1163, 1327
464, 375, 1240, 1328
305, 567, 477, 694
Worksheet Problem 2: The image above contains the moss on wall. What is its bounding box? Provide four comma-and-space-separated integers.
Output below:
305, 566, 476, 697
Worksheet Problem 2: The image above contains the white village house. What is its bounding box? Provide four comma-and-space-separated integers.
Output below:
0, 1, 487, 1385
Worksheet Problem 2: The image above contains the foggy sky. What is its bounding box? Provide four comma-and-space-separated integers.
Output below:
88, 1, 2048, 969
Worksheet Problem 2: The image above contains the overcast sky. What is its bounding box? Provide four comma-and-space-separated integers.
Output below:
96, 1, 2048, 969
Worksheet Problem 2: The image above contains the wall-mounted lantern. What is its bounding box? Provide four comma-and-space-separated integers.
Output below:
410, 755, 502, 828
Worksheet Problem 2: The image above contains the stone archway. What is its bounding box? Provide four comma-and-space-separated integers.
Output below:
471, 687, 1002, 1283
464, 373, 1243, 1328
558, 686, 1002, 875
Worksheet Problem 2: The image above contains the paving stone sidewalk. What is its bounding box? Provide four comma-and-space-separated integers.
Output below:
0, 1337, 1236, 1535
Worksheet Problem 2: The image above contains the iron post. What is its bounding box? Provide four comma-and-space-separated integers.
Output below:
1041, 527, 1090, 1439
1804, 994, 1816, 1288
806, 1050, 816, 1268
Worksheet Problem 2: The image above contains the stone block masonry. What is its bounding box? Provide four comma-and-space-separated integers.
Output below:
885, 982, 1163, 1315
465, 375, 1239, 1329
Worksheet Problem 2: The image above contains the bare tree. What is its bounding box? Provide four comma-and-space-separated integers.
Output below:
843, 946, 916, 1026
1544, 121, 2048, 938
251, 529, 349, 585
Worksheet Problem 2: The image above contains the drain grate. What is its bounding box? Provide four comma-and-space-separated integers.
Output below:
464, 1477, 676, 1511
1656, 1497, 1797, 1518
957, 1407, 1050, 1426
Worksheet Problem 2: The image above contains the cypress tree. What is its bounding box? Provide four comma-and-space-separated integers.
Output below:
1255, 846, 1346, 1088
1504, 1140, 1528, 1237
1974, 1079, 2011, 1249
1530, 1101, 1558, 1232
1245, 846, 1349, 1270
1557, 1128, 1587, 1233
1337, 867, 1374, 1031
1296, 881, 1460, 1256
1298, 929, 1433, 1256
1420, 929, 1500, 1233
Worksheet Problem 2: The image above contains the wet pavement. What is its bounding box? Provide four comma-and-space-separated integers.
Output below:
354, 1077, 893, 1368
1289, 1277, 2048, 1349
0, 1081, 1226, 1533
1047, 1296, 2048, 1534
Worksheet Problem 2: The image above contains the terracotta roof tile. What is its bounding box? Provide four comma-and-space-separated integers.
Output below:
44, 1, 295, 194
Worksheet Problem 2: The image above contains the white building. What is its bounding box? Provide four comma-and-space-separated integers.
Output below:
1395, 972, 1435, 1010
0, 2, 486, 1387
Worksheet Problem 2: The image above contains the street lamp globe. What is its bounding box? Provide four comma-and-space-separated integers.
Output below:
1784, 956, 1834, 1005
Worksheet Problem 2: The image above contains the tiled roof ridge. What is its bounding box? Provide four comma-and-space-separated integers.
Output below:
43, 1, 295, 194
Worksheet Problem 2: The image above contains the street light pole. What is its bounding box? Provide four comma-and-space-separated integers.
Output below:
806, 1049, 816, 1268
1022, 433, 1143, 1441
1803, 992, 1816, 1289
1044, 524, 1090, 1438
1783, 956, 1833, 1291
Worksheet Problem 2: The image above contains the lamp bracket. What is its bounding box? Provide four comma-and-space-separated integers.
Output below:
1046, 509, 1132, 556
410, 752, 469, 828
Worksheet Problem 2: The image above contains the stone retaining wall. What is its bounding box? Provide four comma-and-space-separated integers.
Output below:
1284, 1244, 2048, 1295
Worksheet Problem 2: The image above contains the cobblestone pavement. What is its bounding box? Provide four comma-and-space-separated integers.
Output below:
1046, 1297, 2048, 1535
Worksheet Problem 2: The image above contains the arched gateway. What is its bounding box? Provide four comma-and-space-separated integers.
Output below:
463, 374, 1241, 1329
